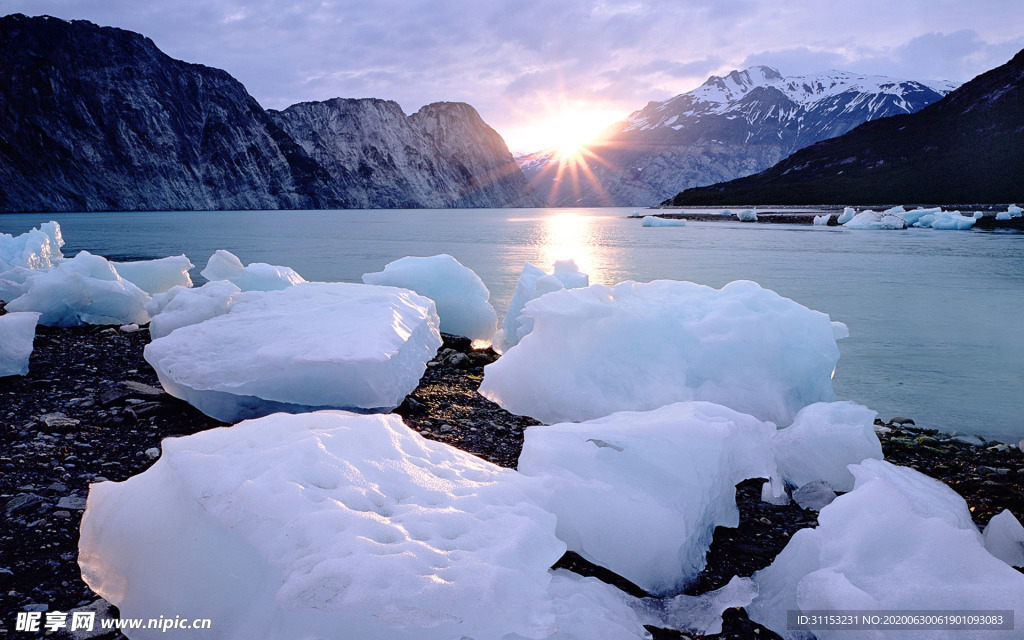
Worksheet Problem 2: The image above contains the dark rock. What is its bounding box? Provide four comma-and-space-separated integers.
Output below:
5, 492, 45, 515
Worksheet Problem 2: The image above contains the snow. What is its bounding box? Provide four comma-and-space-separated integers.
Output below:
143, 282, 442, 422
200, 249, 305, 291
0, 311, 39, 377
362, 254, 497, 342
79, 411, 573, 640
748, 459, 1024, 640
496, 260, 589, 351
641, 216, 686, 227
111, 255, 194, 295
4, 251, 151, 327
736, 209, 758, 222
518, 402, 779, 595
146, 281, 242, 340
813, 214, 831, 225
836, 207, 856, 224
983, 509, 1024, 568
481, 279, 842, 426
771, 401, 882, 492
843, 208, 907, 230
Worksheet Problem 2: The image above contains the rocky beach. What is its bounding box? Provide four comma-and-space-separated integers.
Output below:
1, 311, 1022, 639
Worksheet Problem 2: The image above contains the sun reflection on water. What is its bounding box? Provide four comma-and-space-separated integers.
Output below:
539, 212, 596, 277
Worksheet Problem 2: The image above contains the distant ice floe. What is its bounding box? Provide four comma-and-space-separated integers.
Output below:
144, 282, 442, 422
495, 259, 589, 351
813, 214, 832, 225
736, 209, 758, 222
641, 215, 686, 227
362, 254, 497, 342
748, 459, 1024, 640
481, 279, 843, 426
841, 205, 977, 230
0, 311, 40, 376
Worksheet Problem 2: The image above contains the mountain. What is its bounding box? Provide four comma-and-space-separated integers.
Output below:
0, 14, 540, 212
270, 99, 540, 208
667, 49, 1024, 206
520, 66, 957, 207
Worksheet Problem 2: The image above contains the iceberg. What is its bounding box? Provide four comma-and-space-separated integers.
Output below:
843, 208, 907, 230
481, 279, 842, 426
0, 221, 64, 273
983, 509, 1024, 568
836, 207, 856, 224
748, 459, 1024, 639
736, 209, 758, 222
79, 411, 570, 640
200, 249, 305, 291
143, 282, 441, 422
518, 402, 779, 595
0, 311, 40, 377
813, 214, 831, 225
5, 251, 150, 327
771, 401, 883, 492
497, 260, 589, 351
641, 216, 686, 227
111, 255, 194, 294
362, 254, 497, 342
914, 210, 977, 230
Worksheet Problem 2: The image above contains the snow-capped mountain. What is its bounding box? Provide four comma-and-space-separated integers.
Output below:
520, 66, 958, 207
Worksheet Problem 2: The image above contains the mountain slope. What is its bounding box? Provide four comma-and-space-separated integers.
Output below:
0, 14, 540, 212
521, 66, 956, 207
667, 49, 1024, 205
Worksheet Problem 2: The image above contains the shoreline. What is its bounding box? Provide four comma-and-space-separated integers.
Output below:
1, 321, 1022, 639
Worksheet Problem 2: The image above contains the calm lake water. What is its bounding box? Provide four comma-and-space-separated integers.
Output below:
3, 207, 1022, 443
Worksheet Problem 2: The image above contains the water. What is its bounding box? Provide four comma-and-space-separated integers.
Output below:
3, 208, 1023, 443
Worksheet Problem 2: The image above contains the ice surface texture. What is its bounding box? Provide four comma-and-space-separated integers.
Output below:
79, 411, 584, 640
748, 459, 1024, 640
519, 402, 780, 595
5, 251, 151, 326
200, 249, 305, 291
498, 260, 589, 351
0, 311, 39, 376
482, 279, 841, 426
362, 254, 497, 342
144, 282, 442, 422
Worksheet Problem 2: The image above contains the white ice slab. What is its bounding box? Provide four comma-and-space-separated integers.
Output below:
0, 311, 40, 376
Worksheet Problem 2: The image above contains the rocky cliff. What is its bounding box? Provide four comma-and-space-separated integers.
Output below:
0, 14, 539, 212
667, 49, 1024, 205
520, 66, 956, 207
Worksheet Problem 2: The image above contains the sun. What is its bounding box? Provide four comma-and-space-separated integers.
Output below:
505, 104, 625, 157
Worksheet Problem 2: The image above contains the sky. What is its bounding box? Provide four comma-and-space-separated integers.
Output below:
2, 1, 1022, 153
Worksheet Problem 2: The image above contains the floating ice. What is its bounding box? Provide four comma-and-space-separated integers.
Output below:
5, 251, 150, 326
200, 249, 305, 291
0, 311, 40, 376
1008, 204, 1023, 217
748, 459, 1024, 640
836, 207, 856, 224
146, 281, 242, 340
497, 260, 589, 351
0, 221, 64, 273
771, 401, 882, 492
518, 402, 779, 595
632, 576, 757, 636
362, 254, 497, 342
111, 255, 194, 294
144, 282, 441, 422
843, 208, 907, 230
914, 210, 976, 230
736, 209, 758, 222
983, 509, 1024, 568
641, 216, 686, 227
79, 411, 571, 640
813, 214, 831, 225
897, 206, 940, 226
996, 211, 1012, 220
482, 279, 841, 426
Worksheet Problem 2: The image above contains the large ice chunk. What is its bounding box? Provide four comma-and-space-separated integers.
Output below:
5, 251, 150, 326
497, 260, 589, 351
0, 311, 40, 376
200, 249, 305, 291
0, 221, 64, 273
547, 571, 651, 640
641, 216, 686, 227
836, 208, 856, 224
983, 509, 1024, 568
482, 280, 841, 425
518, 402, 779, 595
914, 210, 977, 230
146, 281, 242, 340
748, 459, 1024, 639
111, 255, 194, 294
843, 208, 907, 229
771, 401, 883, 492
362, 254, 497, 342
79, 411, 568, 640
144, 282, 441, 422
